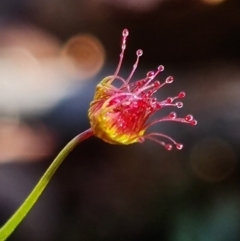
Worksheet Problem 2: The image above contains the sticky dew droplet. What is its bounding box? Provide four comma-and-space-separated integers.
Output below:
136, 49, 143, 56
176, 102, 183, 108
166, 76, 174, 84
169, 112, 177, 119
122, 29, 129, 37
147, 71, 155, 78
176, 143, 183, 150
165, 144, 173, 151
178, 91, 186, 98
158, 65, 164, 72
185, 114, 193, 122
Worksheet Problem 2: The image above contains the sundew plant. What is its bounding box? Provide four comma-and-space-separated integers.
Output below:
0, 29, 197, 241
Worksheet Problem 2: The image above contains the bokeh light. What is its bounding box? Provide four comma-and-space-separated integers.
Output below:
202, 0, 226, 5
190, 137, 236, 182
0, 23, 86, 116
0, 23, 61, 59
0, 120, 55, 163
99, 0, 163, 12
61, 34, 105, 80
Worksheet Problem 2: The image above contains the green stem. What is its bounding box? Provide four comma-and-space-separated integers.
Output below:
0, 128, 93, 241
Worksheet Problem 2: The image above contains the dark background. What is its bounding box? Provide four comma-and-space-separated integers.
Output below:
0, 0, 240, 240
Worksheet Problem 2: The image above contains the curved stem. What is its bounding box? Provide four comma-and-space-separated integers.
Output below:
0, 128, 93, 241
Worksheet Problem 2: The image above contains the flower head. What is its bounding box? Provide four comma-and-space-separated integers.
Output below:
88, 29, 197, 150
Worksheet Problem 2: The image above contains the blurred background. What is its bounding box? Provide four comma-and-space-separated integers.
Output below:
0, 0, 240, 240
